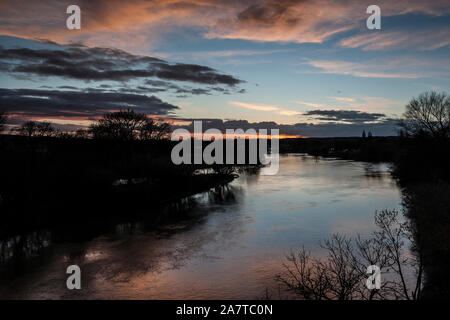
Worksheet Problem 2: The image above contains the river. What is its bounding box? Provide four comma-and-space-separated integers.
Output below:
0, 154, 402, 299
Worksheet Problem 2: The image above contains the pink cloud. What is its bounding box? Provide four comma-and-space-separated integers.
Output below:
306, 60, 420, 79
0, 0, 448, 50
340, 28, 450, 51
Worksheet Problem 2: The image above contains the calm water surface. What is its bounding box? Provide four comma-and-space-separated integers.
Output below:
0, 154, 402, 299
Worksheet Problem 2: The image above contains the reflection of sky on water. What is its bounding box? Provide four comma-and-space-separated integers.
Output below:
0, 154, 402, 299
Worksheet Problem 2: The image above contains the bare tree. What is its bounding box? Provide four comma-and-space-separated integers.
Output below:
90, 109, 147, 140
276, 210, 423, 300
0, 111, 6, 133
36, 121, 55, 137
152, 122, 172, 140
139, 120, 171, 140
74, 128, 90, 139
16, 121, 55, 137
90, 109, 171, 140
401, 91, 450, 138
17, 121, 38, 137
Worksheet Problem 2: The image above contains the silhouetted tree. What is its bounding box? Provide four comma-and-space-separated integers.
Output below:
368, 131, 373, 138
36, 121, 55, 137
139, 120, 171, 140
17, 121, 38, 137
16, 121, 55, 137
362, 130, 366, 138
0, 111, 6, 133
400, 91, 450, 138
74, 128, 90, 139
90, 109, 171, 140
277, 210, 423, 300
53, 130, 72, 139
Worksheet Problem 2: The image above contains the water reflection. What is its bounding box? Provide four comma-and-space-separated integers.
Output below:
0, 155, 402, 299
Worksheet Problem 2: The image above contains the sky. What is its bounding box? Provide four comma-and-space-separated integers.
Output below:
0, 0, 449, 137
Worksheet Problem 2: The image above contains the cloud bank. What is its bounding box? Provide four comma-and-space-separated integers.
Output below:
0, 42, 243, 87
303, 109, 387, 123
0, 0, 448, 49
0, 88, 179, 119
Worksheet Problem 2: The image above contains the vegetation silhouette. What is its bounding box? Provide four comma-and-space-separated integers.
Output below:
90, 109, 171, 141
276, 91, 449, 300
0, 111, 6, 133
14, 121, 56, 138
400, 91, 450, 139
276, 210, 423, 300
0, 109, 240, 240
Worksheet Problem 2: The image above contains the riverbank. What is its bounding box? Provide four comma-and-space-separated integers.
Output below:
0, 172, 237, 241
281, 136, 450, 299
279, 136, 399, 162
0, 135, 241, 240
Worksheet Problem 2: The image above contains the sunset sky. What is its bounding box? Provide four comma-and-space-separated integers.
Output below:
0, 0, 449, 136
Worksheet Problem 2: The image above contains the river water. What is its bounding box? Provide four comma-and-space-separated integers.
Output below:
0, 154, 402, 299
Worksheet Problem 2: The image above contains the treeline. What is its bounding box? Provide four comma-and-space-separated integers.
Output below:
394, 93, 450, 299
280, 91, 449, 299
1, 109, 171, 140
280, 136, 398, 162
280, 91, 450, 183
0, 110, 239, 240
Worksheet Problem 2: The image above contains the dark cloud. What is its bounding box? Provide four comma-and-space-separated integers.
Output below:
0, 42, 244, 88
237, 0, 302, 27
151, 62, 241, 86
57, 85, 78, 90
303, 109, 387, 123
142, 79, 234, 95
116, 86, 167, 94
0, 88, 178, 118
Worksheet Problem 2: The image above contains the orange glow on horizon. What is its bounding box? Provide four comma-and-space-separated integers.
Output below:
186, 133, 306, 140
6, 114, 308, 138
